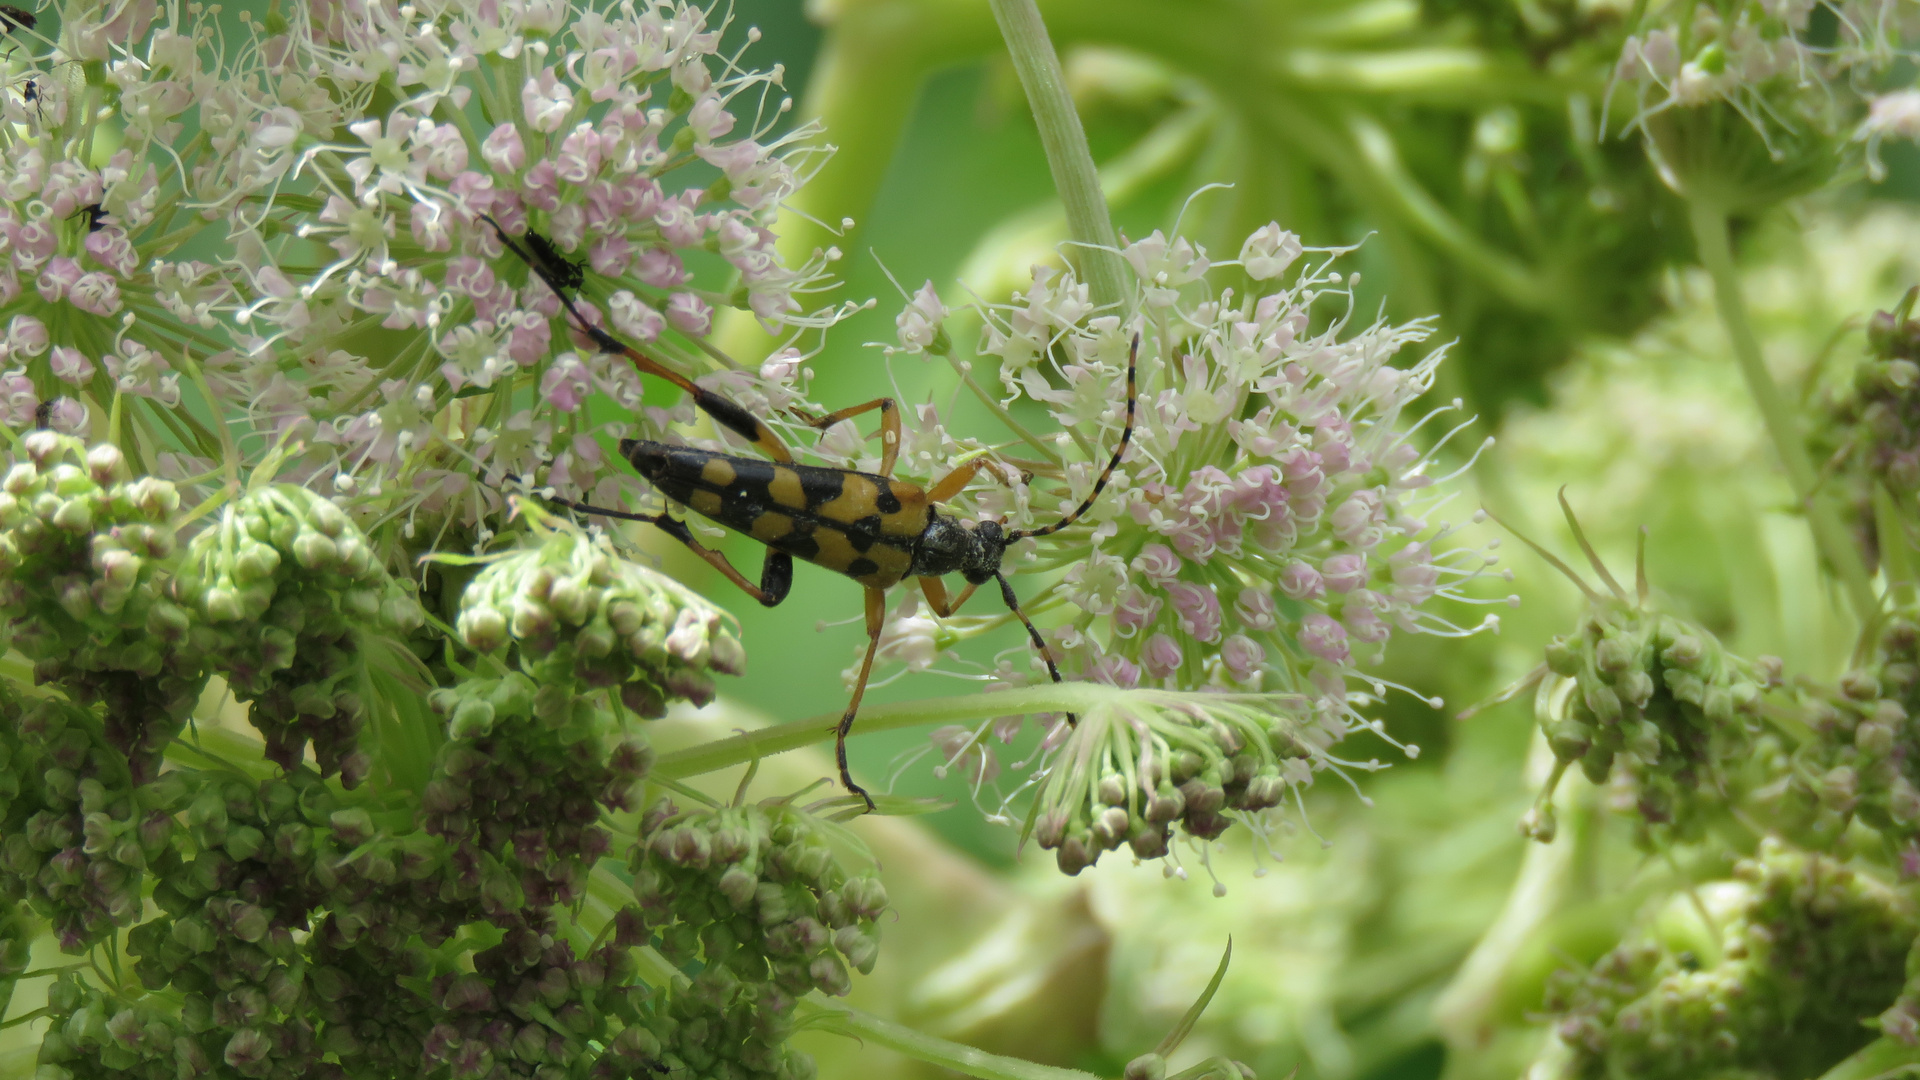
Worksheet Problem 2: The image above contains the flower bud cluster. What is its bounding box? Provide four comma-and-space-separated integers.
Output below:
172, 485, 423, 785
1611, 0, 1885, 204
0, 692, 183, 953
1812, 293, 1920, 546
1528, 601, 1771, 846
424, 672, 654, 906
1545, 839, 1913, 1078
626, 798, 878, 1080
129, 771, 358, 1073
33, 972, 206, 1080
1775, 613, 1920, 854
0, 433, 202, 782
412, 918, 657, 1080
1021, 691, 1331, 876
456, 513, 744, 713
632, 798, 885, 1000
636, 966, 818, 1080
125, 766, 591, 1079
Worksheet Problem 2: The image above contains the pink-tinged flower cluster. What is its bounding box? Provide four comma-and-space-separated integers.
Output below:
972, 225, 1500, 708
909, 224, 1505, 852
207, 0, 849, 532
0, 5, 240, 447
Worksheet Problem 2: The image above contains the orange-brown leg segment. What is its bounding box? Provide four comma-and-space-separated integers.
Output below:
917, 576, 979, 618
793, 398, 900, 477
924, 456, 1014, 504
836, 586, 888, 811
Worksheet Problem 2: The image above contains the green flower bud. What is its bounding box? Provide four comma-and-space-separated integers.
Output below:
449, 698, 496, 738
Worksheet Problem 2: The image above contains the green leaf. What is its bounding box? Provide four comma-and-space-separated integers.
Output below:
1155, 938, 1232, 1058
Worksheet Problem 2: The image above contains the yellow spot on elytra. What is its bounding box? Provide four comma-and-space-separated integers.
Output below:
820, 475, 881, 524
768, 467, 806, 510
700, 457, 737, 488
879, 479, 931, 537
811, 529, 860, 573
750, 511, 794, 542
690, 490, 723, 518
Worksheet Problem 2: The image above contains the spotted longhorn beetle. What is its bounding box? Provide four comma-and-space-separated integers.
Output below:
481, 215, 1136, 810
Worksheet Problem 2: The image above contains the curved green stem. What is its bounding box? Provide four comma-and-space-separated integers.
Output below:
988, 0, 1128, 309
798, 996, 1101, 1080
654, 682, 1128, 779
1686, 199, 1879, 629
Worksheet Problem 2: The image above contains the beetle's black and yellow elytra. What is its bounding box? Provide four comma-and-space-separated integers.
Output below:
624, 443, 924, 588
621, 441, 1016, 593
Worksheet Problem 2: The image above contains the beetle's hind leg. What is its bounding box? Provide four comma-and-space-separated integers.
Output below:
482, 212, 797, 467
835, 586, 888, 812
546, 497, 793, 608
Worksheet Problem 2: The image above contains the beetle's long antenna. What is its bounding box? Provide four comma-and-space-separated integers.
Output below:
994, 572, 1078, 728
1008, 333, 1138, 542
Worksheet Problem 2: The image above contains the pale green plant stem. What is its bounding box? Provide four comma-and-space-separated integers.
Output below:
655, 682, 1129, 779
797, 996, 1101, 1080
1813, 1036, 1920, 1079
987, 0, 1127, 310
1687, 199, 1879, 629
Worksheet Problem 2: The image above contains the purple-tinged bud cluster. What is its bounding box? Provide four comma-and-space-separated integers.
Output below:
425, 672, 653, 907
636, 966, 817, 1080
1814, 295, 1920, 547
632, 798, 884, 1028
456, 513, 744, 713
1017, 691, 1331, 877
171, 485, 423, 786
0, 433, 203, 783
33, 972, 207, 1080
1546, 840, 1913, 1079
0, 692, 180, 954
1523, 597, 1772, 847
1779, 613, 1920, 859
411, 919, 656, 1080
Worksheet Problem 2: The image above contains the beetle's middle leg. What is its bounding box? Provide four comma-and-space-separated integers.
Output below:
835, 585, 887, 811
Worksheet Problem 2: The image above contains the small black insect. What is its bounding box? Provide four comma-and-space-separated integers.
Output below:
33, 398, 53, 430
0, 5, 35, 33
520, 227, 585, 295
75, 203, 109, 232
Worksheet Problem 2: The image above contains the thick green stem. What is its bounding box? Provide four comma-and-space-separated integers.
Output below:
655, 682, 1127, 779
798, 996, 1100, 1080
1687, 199, 1878, 628
987, 0, 1128, 310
